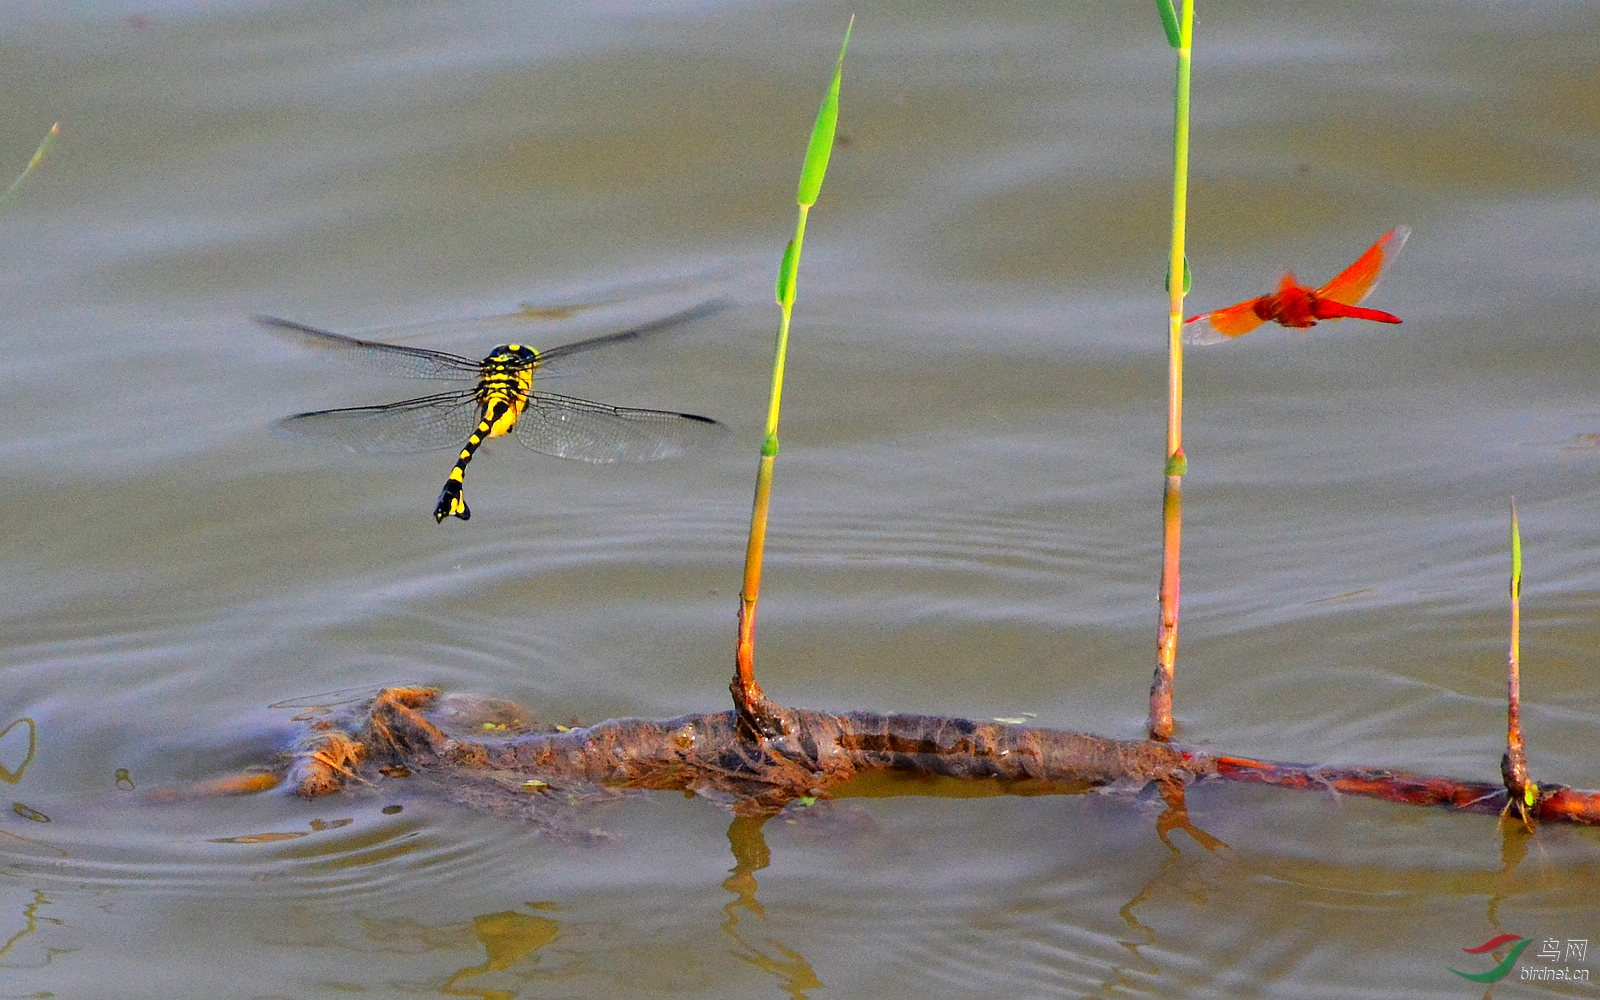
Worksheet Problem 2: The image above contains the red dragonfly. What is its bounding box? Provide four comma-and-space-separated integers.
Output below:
1183, 227, 1409, 346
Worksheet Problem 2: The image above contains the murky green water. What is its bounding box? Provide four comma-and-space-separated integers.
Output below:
2, 3, 1598, 997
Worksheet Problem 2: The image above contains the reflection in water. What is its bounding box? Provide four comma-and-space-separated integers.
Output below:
0, 718, 36, 785
1110, 785, 1233, 996
209, 816, 354, 844
9, 803, 49, 824
1152, 780, 1229, 856
1497, 821, 1530, 876
442, 908, 562, 1000
2, 718, 49, 826
342, 903, 565, 998
0, 713, 63, 864
1473, 822, 1533, 967
722, 815, 824, 999
0, 721, 68, 972
1126, 787, 1222, 992
134, 769, 283, 805
0, 887, 63, 965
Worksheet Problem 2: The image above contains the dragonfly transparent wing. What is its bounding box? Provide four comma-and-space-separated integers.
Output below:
1182, 298, 1270, 345
277, 391, 486, 454
531, 300, 731, 365
512, 393, 726, 463
256, 316, 483, 380
1315, 227, 1410, 307
261, 300, 729, 383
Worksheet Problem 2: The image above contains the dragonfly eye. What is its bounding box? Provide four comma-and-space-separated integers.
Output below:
481, 345, 539, 371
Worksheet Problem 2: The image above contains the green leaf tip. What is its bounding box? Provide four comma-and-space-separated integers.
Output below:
0, 122, 60, 216
1510, 498, 1522, 597
796, 15, 853, 208
1156, 0, 1181, 48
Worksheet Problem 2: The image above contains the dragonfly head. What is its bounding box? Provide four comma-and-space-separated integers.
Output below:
482, 345, 540, 373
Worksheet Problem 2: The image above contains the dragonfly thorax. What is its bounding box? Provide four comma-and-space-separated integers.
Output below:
479, 344, 540, 375
477, 347, 537, 397
1258, 278, 1320, 328
473, 346, 538, 437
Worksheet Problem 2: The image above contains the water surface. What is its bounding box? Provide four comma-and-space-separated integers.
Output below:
2, 3, 1598, 997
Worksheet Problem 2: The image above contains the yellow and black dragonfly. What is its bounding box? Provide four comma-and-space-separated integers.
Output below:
260, 301, 727, 523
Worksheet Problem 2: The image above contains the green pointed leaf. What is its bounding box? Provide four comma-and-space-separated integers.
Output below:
796, 17, 852, 208
1163, 255, 1192, 295
1510, 499, 1522, 599
0, 122, 59, 215
1155, 0, 1181, 48
775, 237, 798, 307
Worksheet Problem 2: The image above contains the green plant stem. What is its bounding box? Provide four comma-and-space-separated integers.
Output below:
0, 123, 59, 216
733, 21, 852, 738
1151, 0, 1194, 741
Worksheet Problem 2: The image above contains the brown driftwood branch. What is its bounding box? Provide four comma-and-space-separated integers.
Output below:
277, 687, 1600, 826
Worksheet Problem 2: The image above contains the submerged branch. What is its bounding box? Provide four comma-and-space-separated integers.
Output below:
280, 687, 1600, 826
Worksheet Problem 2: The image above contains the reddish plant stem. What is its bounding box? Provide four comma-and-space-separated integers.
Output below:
1150, 463, 1183, 740
732, 452, 783, 740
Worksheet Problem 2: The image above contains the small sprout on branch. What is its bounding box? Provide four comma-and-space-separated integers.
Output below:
1500, 499, 1537, 829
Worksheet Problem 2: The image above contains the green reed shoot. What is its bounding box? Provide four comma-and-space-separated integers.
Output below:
733, 18, 853, 732
1150, 1, 1194, 741
0, 123, 59, 216
1502, 498, 1537, 824
1509, 499, 1522, 678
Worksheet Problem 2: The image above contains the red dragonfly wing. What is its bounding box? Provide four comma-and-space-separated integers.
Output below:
1314, 227, 1410, 306
1182, 297, 1269, 346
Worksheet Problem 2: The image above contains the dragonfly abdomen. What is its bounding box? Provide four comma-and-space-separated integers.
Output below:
433, 361, 535, 523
